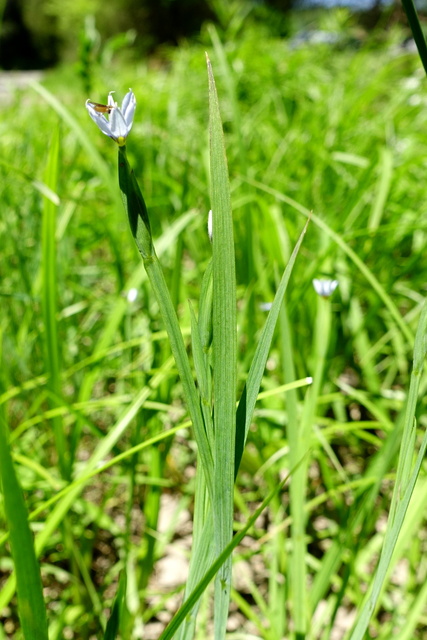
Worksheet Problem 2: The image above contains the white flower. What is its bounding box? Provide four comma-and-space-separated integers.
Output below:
207, 209, 213, 242
85, 89, 136, 146
312, 278, 339, 297
127, 288, 138, 303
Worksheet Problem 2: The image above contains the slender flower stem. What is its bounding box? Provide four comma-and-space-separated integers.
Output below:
117, 146, 214, 496
401, 0, 427, 76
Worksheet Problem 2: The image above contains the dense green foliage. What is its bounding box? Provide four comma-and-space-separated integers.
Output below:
1, 11, 427, 639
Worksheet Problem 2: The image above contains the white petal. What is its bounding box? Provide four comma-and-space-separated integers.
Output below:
110, 108, 129, 140
86, 103, 113, 137
121, 90, 136, 128
108, 91, 117, 107
312, 279, 339, 297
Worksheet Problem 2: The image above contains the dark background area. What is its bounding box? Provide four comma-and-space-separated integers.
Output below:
0, 0, 415, 70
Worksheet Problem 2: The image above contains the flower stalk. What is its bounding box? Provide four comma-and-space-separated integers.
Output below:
118, 145, 153, 260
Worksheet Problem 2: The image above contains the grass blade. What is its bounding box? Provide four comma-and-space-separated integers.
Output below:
0, 417, 48, 640
178, 263, 214, 640
41, 126, 69, 478
235, 219, 309, 474
207, 54, 237, 639
103, 571, 127, 640
348, 298, 427, 640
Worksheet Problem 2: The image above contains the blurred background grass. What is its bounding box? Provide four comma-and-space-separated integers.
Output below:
1, 0, 427, 638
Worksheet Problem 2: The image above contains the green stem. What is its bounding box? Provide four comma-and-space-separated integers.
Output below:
117, 146, 214, 497
401, 0, 427, 76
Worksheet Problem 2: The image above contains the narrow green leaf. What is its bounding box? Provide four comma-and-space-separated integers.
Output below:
178, 262, 214, 640
401, 0, 427, 76
391, 298, 427, 524
41, 126, 69, 478
73, 210, 196, 452
348, 298, 427, 640
0, 417, 48, 640
348, 426, 427, 640
189, 302, 214, 448
198, 259, 213, 356
176, 511, 215, 640
207, 54, 237, 640
235, 219, 309, 475
368, 148, 393, 231
104, 571, 127, 640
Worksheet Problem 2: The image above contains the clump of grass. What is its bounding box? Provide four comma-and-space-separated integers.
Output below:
1, 10, 427, 639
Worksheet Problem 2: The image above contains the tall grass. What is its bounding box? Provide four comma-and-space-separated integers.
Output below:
1, 10, 427, 639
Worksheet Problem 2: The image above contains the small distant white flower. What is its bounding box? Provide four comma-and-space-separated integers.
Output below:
85, 89, 136, 146
207, 209, 213, 242
259, 302, 272, 311
312, 278, 339, 298
127, 287, 138, 303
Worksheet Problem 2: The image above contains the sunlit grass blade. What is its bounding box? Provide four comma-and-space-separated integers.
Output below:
391, 298, 427, 519
207, 24, 255, 288
288, 286, 335, 637
197, 258, 214, 444
177, 503, 215, 640
41, 126, 70, 478
207, 53, 237, 639
104, 571, 127, 640
348, 298, 427, 640
178, 262, 214, 640
368, 148, 393, 231
235, 219, 309, 475
348, 426, 427, 640
0, 416, 48, 640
